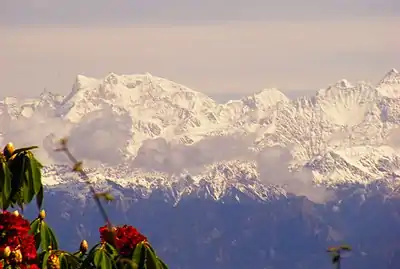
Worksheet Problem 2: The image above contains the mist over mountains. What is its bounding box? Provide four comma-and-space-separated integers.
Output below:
2, 68, 400, 269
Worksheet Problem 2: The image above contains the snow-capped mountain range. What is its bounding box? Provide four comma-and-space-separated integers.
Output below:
1, 68, 400, 204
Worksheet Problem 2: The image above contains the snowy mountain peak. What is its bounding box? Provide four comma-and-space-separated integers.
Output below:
103, 72, 120, 85
238, 88, 289, 112
2, 69, 400, 204
336, 79, 353, 89
56, 73, 218, 124
73, 75, 98, 91
380, 68, 399, 83
252, 88, 289, 104
376, 68, 400, 98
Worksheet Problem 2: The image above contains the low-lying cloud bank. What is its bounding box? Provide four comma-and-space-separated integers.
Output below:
0, 109, 335, 204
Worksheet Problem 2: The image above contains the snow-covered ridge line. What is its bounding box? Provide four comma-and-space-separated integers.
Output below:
2, 68, 398, 112
1, 68, 400, 203
41, 161, 287, 204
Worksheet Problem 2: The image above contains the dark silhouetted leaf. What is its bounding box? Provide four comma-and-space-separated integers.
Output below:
36, 186, 44, 209
12, 146, 39, 156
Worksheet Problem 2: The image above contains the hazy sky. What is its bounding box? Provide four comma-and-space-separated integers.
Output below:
1, 0, 399, 99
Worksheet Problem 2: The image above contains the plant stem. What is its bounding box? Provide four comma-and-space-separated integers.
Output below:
336, 257, 341, 269
60, 146, 112, 230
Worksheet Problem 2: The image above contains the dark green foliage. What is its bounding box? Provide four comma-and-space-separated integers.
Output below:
0, 146, 43, 211
0, 142, 168, 269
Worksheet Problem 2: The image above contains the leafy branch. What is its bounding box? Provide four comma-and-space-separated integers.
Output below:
0, 141, 167, 269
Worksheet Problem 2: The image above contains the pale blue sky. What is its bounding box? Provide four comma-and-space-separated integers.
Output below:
0, 0, 399, 99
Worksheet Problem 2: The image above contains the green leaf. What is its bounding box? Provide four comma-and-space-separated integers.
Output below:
47, 224, 59, 250
41, 251, 52, 269
30, 218, 42, 250
28, 153, 44, 209
143, 243, 167, 269
4, 148, 44, 210
22, 153, 44, 206
103, 242, 118, 259
23, 158, 35, 204
8, 152, 26, 210
144, 242, 156, 253
158, 259, 169, 269
81, 243, 101, 268
34, 232, 42, 250
0, 160, 12, 210
59, 253, 69, 269
64, 253, 81, 269
36, 186, 44, 209
94, 249, 113, 269
16, 152, 27, 183
87, 243, 102, 256
40, 222, 59, 251
86, 243, 102, 261
32, 158, 43, 193
72, 250, 84, 260
131, 242, 146, 269
29, 218, 41, 235
40, 222, 51, 251
117, 258, 138, 269
145, 244, 161, 269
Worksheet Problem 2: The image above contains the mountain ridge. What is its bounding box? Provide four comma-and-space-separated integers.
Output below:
1, 68, 400, 204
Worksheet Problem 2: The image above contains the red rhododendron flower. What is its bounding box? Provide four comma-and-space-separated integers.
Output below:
99, 224, 147, 257
0, 211, 30, 235
29, 264, 39, 269
0, 211, 38, 267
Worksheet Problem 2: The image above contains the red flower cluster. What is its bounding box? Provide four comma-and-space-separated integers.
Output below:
99, 224, 147, 257
0, 211, 38, 269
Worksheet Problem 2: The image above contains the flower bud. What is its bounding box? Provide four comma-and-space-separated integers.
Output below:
1, 246, 11, 258
3, 142, 15, 159
39, 209, 46, 220
47, 254, 60, 269
11, 249, 23, 263
79, 240, 88, 254
12, 210, 20, 217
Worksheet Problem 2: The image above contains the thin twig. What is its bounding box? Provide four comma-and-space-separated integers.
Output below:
55, 139, 113, 231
